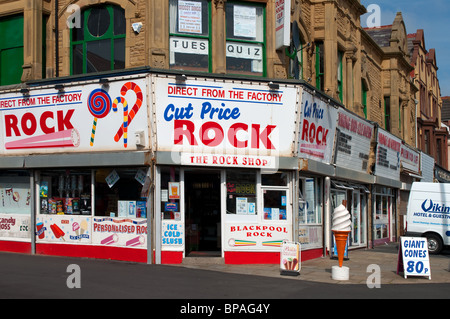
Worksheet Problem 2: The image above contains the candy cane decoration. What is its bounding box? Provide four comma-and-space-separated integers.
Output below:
114, 82, 143, 143
88, 89, 112, 146
112, 97, 128, 147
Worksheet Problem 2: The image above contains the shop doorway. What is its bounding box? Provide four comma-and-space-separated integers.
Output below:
184, 170, 221, 256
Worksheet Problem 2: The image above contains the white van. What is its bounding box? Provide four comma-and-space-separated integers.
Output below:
405, 182, 450, 254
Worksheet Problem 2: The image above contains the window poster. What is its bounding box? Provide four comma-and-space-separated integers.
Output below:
236, 197, 248, 215
233, 5, 256, 38
168, 182, 180, 199
178, 0, 202, 34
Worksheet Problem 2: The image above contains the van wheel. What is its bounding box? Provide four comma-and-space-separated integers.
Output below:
425, 234, 443, 254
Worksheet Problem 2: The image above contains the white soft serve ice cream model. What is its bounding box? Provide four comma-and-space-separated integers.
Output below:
332, 203, 351, 268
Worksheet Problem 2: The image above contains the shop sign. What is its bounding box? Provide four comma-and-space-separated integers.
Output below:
400, 143, 420, 174
374, 129, 401, 180
298, 91, 338, 164
154, 76, 299, 162
275, 0, 291, 49
435, 164, 450, 183
0, 78, 148, 155
92, 217, 147, 248
397, 236, 431, 279
180, 153, 276, 169
335, 108, 373, 172
36, 215, 91, 244
224, 223, 291, 250
0, 215, 31, 240
226, 42, 262, 61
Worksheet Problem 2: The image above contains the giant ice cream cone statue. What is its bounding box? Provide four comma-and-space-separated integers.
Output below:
332, 203, 351, 268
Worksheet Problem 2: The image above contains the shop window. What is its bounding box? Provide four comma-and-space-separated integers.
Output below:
225, 2, 265, 76
299, 177, 321, 224
39, 170, 92, 215
95, 168, 149, 218
160, 166, 181, 220
226, 170, 257, 215
169, 0, 210, 72
71, 4, 125, 75
0, 170, 31, 215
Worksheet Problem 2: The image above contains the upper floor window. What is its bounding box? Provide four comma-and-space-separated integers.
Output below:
0, 14, 24, 85
71, 5, 125, 75
169, 0, 210, 72
225, 2, 265, 76
315, 42, 324, 90
362, 80, 368, 118
384, 96, 391, 131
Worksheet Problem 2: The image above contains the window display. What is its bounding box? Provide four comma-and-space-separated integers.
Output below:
39, 170, 92, 215
95, 168, 148, 218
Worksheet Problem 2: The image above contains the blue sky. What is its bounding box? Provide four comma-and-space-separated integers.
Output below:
360, 0, 450, 97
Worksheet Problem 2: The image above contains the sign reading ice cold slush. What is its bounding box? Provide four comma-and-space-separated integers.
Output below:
154, 77, 299, 168
0, 78, 148, 154
298, 91, 338, 164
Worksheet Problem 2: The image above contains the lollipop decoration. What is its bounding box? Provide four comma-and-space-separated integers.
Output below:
114, 82, 143, 143
88, 89, 112, 146
112, 97, 128, 147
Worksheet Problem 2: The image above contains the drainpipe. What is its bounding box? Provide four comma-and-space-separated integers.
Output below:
324, 176, 331, 256
55, 0, 59, 77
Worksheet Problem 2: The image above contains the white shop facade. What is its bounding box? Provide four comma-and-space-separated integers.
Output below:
0, 69, 153, 263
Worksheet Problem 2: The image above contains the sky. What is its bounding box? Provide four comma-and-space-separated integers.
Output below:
360, 0, 450, 97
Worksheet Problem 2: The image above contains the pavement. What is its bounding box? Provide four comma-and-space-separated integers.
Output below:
175, 243, 450, 285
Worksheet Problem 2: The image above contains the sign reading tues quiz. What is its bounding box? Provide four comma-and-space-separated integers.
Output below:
154, 77, 299, 167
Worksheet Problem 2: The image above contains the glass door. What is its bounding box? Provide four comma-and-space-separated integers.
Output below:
262, 189, 288, 221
